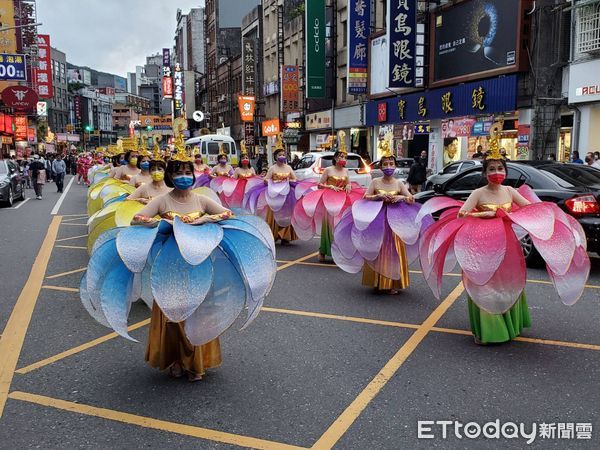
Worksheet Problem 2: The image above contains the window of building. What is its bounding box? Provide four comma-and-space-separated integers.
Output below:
577, 3, 600, 54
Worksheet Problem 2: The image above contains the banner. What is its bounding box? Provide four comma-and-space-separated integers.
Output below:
347, 0, 371, 94
35, 35, 53, 98
238, 95, 256, 122
305, 0, 326, 98
281, 65, 299, 113
387, 0, 417, 89
442, 117, 476, 138
517, 125, 530, 160
242, 38, 256, 96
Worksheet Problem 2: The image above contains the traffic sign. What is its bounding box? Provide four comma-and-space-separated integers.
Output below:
192, 111, 205, 122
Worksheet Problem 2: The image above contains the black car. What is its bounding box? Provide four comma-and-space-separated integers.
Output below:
0, 159, 26, 207
415, 162, 600, 262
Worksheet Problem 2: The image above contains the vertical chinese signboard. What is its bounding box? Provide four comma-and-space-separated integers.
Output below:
173, 63, 184, 117
305, 0, 326, 98
347, 0, 371, 94
281, 65, 299, 113
35, 34, 53, 98
387, 0, 416, 89
14, 115, 27, 140
242, 38, 256, 96
162, 48, 172, 99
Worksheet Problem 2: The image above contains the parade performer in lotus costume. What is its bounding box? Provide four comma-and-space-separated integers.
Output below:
332, 145, 433, 294
211, 142, 259, 209
244, 136, 298, 243
81, 134, 277, 381
417, 122, 590, 344
292, 131, 366, 261
129, 138, 153, 188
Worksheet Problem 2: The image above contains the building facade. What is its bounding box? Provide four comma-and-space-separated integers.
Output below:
48, 47, 69, 133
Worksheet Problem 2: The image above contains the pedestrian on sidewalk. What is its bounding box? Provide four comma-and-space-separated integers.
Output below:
29, 154, 46, 199
45, 154, 54, 183
52, 154, 67, 193
407, 155, 427, 194
22, 159, 31, 188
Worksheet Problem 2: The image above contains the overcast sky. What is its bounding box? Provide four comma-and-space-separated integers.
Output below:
37, 0, 205, 76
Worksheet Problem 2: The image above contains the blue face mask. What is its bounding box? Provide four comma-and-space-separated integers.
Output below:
172, 175, 194, 190
103, 158, 110, 164
119, 159, 127, 165
140, 161, 150, 170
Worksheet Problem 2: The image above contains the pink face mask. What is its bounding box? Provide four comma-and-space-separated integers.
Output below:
488, 173, 506, 184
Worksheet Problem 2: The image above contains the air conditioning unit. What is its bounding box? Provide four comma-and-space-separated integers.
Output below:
206, 37, 210, 44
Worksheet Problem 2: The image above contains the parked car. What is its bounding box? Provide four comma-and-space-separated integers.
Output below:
0, 159, 26, 207
425, 160, 482, 191
294, 151, 372, 187
415, 162, 600, 263
370, 158, 414, 181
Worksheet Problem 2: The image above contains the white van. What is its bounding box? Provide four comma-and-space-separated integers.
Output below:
184, 134, 238, 166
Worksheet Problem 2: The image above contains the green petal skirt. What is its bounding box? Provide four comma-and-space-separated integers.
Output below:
320, 217, 333, 257
468, 292, 532, 344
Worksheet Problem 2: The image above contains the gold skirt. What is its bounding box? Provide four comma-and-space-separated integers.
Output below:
362, 234, 409, 291
265, 208, 297, 242
145, 303, 222, 375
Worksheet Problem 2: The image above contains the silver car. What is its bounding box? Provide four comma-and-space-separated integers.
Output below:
425, 160, 482, 191
370, 158, 414, 181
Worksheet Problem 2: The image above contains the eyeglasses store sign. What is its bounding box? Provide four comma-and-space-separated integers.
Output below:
568, 60, 600, 104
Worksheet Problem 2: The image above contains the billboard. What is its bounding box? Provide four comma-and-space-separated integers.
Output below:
347, 0, 371, 94
431, 0, 529, 87
238, 95, 256, 122
369, 35, 389, 97
68, 68, 92, 85
242, 38, 256, 96
0, 54, 27, 81
305, 0, 326, 98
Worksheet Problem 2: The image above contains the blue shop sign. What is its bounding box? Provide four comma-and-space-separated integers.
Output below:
366, 75, 517, 126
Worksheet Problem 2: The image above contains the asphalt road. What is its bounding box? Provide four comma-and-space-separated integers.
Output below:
0, 177, 599, 449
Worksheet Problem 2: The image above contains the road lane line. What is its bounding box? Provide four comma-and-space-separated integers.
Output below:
54, 245, 87, 250
311, 282, 465, 449
46, 267, 87, 280
8, 391, 306, 450
60, 223, 88, 227
50, 176, 75, 215
262, 307, 420, 330
11, 197, 30, 209
276, 252, 319, 271
16, 319, 151, 374
55, 234, 88, 242
0, 216, 62, 418
41, 285, 79, 293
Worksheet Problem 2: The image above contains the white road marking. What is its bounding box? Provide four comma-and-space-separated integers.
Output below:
51, 176, 75, 216
12, 197, 30, 209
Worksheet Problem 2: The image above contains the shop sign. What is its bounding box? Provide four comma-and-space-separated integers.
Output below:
414, 123, 431, 134
173, 63, 184, 116
238, 95, 256, 122
377, 102, 388, 122
306, 110, 332, 131
34, 35, 53, 98
163, 76, 173, 99
281, 65, 300, 113
517, 124, 530, 160
387, 0, 418, 89
471, 120, 493, 136
139, 115, 173, 130
347, 0, 371, 94
442, 118, 476, 138
366, 75, 517, 125
262, 119, 280, 137
2, 136, 13, 145
244, 122, 255, 146
243, 38, 256, 96
14, 115, 27, 140
1, 86, 38, 110
162, 48, 170, 68
305, 0, 326, 98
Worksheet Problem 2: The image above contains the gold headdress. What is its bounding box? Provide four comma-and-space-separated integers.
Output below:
138, 133, 151, 157
240, 140, 248, 157
337, 131, 347, 155
151, 134, 163, 161
171, 118, 193, 162
378, 131, 395, 158
274, 134, 285, 151
116, 139, 125, 155
119, 137, 139, 153
106, 144, 118, 157
485, 120, 504, 160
